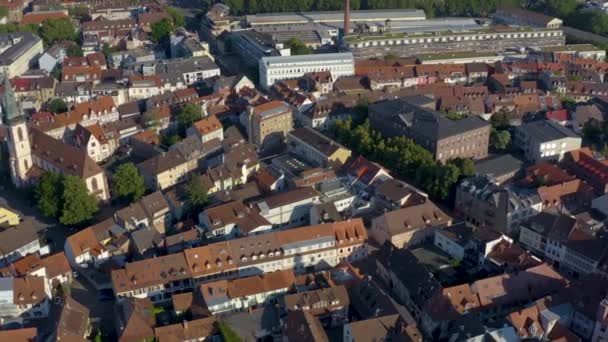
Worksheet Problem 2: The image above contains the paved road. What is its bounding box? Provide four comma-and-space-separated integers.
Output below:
70, 275, 117, 339
0, 187, 75, 254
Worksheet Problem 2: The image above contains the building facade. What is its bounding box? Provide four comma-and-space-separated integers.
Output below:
259, 53, 355, 89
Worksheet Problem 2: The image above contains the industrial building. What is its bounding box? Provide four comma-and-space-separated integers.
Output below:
342, 19, 565, 58
259, 53, 355, 89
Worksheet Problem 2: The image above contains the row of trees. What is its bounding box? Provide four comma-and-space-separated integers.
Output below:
222, 0, 519, 17
331, 117, 475, 200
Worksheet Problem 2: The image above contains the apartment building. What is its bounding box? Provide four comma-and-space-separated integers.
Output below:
111, 219, 367, 302
287, 127, 352, 168
0, 223, 43, 267
562, 148, 608, 194
455, 176, 542, 235
244, 100, 293, 148
157, 57, 221, 86
200, 270, 296, 314
199, 200, 271, 237
255, 187, 321, 229
283, 286, 349, 327
514, 120, 582, 163
371, 198, 451, 249
187, 114, 224, 143
519, 211, 606, 277
259, 53, 355, 89
64, 218, 129, 268
0, 276, 50, 324
73, 123, 117, 163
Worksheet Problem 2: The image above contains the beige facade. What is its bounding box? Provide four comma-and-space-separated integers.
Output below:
246, 101, 293, 148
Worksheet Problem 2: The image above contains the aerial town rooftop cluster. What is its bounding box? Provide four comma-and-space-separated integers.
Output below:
1, 0, 608, 341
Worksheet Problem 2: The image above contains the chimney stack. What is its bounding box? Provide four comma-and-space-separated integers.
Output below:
343, 0, 350, 36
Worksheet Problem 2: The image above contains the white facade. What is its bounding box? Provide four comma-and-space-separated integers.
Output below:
519, 226, 599, 276
257, 196, 320, 229
259, 53, 355, 89
183, 68, 221, 86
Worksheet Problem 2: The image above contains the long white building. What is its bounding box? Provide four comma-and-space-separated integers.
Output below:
259, 53, 355, 89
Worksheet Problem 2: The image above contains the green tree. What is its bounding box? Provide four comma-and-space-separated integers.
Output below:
35, 172, 63, 218
217, 322, 242, 342
490, 129, 511, 151
112, 163, 145, 203
67, 44, 83, 57
285, 37, 312, 55
48, 98, 68, 114
0, 6, 8, 19
60, 175, 98, 226
450, 158, 475, 177
101, 43, 119, 56
51, 66, 62, 81
40, 18, 77, 45
161, 133, 181, 146
164, 6, 185, 27
177, 103, 203, 135
490, 110, 511, 129
186, 175, 208, 214
151, 18, 175, 44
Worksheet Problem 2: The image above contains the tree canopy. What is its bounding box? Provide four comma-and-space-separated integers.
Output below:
151, 18, 175, 44
48, 98, 68, 114
36, 174, 101, 226
285, 38, 312, 55
490, 129, 511, 151
112, 163, 146, 203
177, 103, 203, 136
186, 175, 209, 214
164, 6, 185, 27
40, 18, 78, 45
35, 171, 63, 218
59, 175, 99, 226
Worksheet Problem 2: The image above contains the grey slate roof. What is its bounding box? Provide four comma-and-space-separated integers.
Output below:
0, 33, 42, 65
412, 109, 490, 140
475, 154, 524, 179
517, 120, 578, 142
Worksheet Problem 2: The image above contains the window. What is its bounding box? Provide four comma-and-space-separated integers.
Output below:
17, 127, 23, 141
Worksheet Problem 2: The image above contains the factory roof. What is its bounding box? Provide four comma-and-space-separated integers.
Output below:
247, 9, 426, 25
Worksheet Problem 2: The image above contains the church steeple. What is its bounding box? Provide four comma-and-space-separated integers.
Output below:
2, 71, 23, 124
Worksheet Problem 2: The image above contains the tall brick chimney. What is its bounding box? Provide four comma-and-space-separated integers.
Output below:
343, 0, 350, 36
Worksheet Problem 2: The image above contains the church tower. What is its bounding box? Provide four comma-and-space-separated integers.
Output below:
3, 73, 32, 187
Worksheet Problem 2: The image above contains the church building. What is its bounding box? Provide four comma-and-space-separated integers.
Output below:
2, 76, 109, 201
